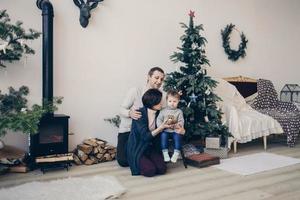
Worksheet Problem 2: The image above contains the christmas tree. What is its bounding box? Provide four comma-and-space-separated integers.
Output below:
0, 10, 40, 68
164, 11, 229, 141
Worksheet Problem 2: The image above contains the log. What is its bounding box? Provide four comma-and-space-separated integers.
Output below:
96, 138, 107, 143
77, 144, 93, 154
77, 149, 88, 162
96, 140, 106, 147
93, 147, 99, 154
96, 153, 104, 159
99, 157, 106, 162
84, 159, 94, 165
98, 147, 107, 154
108, 149, 117, 154
89, 156, 98, 164
83, 139, 98, 147
104, 145, 115, 150
111, 153, 116, 159
104, 153, 112, 161
73, 154, 82, 165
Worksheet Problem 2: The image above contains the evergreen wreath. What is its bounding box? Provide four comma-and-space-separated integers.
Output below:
221, 23, 248, 61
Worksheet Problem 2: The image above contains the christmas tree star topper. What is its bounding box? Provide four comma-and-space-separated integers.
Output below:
189, 10, 195, 18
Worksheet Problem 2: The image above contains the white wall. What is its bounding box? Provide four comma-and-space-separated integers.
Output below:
1, 0, 300, 151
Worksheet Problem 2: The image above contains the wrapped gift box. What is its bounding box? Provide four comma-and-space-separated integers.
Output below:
205, 136, 221, 149
185, 153, 220, 168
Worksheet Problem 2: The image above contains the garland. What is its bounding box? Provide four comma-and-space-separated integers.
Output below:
221, 23, 248, 61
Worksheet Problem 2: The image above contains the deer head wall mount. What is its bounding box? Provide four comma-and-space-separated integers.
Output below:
73, 0, 103, 28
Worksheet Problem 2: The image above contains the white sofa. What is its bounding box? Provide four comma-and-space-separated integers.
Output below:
213, 76, 283, 153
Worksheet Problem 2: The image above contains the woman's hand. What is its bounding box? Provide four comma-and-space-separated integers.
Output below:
152, 121, 172, 136
162, 122, 173, 130
129, 109, 142, 120
156, 120, 172, 132
174, 124, 185, 135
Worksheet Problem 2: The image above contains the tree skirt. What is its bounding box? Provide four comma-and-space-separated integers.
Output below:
0, 175, 126, 200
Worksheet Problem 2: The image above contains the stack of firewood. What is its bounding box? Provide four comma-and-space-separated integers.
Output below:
73, 138, 116, 165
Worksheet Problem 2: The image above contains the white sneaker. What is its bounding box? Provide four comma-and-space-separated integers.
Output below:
162, 149, 170, 162
171, 150, 180, 163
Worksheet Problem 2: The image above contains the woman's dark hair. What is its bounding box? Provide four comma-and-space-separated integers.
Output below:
142, 89, 162, 108
148, 67, 164, 77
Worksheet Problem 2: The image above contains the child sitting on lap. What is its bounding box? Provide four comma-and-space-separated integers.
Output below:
157, 90, 184, 163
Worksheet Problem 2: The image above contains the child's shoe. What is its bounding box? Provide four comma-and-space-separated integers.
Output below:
171, 150, 180, 163
162, 149, 170, 162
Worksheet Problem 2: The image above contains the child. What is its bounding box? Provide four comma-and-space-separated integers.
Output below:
157, 90, 184, 163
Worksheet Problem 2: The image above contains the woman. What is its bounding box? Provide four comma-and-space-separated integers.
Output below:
117, 67, 165, 167
127, 89, 185, 177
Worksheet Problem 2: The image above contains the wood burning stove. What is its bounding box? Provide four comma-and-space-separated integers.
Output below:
30, 0, 70, 162
30, 114, 69, 157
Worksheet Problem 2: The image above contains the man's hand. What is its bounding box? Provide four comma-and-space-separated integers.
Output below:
129, 109, 142, 120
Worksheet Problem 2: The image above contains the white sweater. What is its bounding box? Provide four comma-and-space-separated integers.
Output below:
118, 86, 166, 133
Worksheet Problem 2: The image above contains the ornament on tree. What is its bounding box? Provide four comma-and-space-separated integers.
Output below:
205, 89, 211, 95
192, 43, 197, 50
188, 92, 198, 107
189, 93, 198, 103
196, 70, 202, 75
0, 40, 9, 54
204, 115, 209, 122
19, 39, 25, 47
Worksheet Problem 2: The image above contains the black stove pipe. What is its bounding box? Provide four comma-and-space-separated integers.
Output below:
37, 0, 54, 108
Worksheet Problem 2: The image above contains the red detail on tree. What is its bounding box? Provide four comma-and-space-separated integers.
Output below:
189, 10, 195, 18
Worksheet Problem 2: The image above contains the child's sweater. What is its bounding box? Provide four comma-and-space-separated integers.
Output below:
156, 107, 184, 133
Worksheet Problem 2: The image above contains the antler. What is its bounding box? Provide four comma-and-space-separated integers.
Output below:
73, 0, 84, 8
87, 0, 103, 9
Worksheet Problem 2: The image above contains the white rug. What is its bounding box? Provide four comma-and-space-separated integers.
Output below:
214, 152, 300, 175
0, 175, 126, 200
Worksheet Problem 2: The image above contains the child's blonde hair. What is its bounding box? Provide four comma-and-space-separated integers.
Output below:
166, 90, 180, 100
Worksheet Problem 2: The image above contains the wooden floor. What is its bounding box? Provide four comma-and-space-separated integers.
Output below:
1, 138, 300, 200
